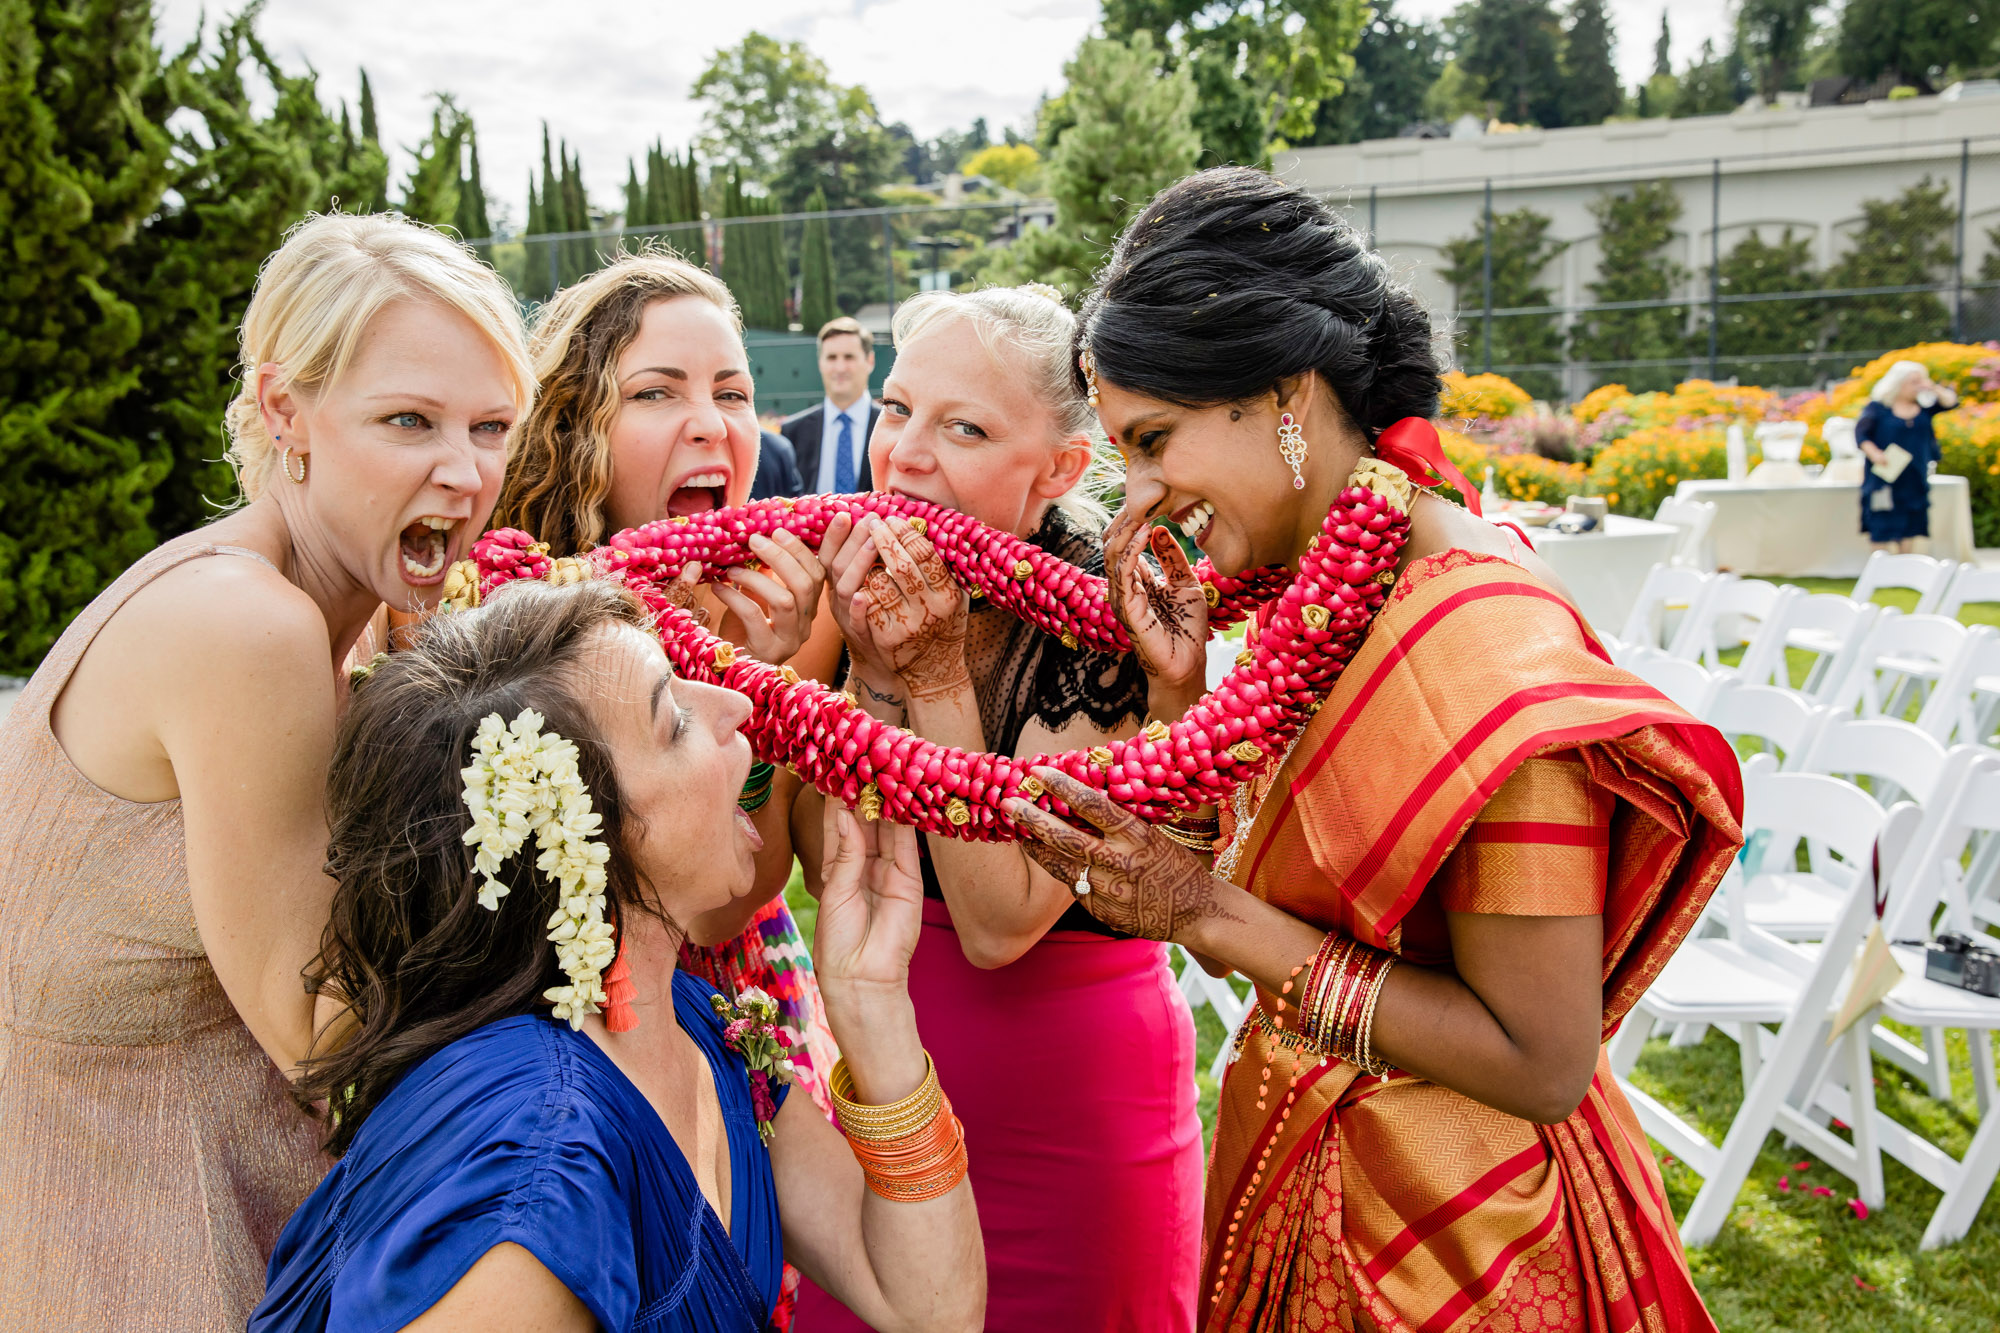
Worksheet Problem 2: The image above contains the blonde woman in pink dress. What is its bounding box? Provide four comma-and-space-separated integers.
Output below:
0, 213, 534, 1329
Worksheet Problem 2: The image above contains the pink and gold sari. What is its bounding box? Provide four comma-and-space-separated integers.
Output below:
1205, 550, 1743, 1333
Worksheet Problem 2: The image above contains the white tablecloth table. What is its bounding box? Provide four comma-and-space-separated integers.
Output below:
1522, 514, 1681, 634
1672, 475, 1976, 577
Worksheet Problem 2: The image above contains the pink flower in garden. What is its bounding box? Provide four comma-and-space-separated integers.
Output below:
1849, 1199, 1869, 1220
1795, 1161, 1811, 1172
1854, 1276, 1877, 1291
1813, 1186, 1835, 1198
1777, 1177, 1790, 1191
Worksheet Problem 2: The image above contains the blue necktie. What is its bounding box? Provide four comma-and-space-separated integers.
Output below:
834, 410, 856, 493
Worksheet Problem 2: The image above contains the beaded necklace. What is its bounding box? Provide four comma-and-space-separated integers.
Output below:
450, 459, 1415, 840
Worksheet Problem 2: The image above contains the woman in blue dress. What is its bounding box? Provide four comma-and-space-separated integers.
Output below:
1856, 358, 1959, 551
253, 579, 984, 1333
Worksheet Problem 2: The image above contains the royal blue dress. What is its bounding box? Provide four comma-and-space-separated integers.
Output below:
1856, 399, 1951, 542
251, 971, 788, 1333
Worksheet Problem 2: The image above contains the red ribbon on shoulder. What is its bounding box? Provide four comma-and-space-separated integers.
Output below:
1374, 417, 1482, 517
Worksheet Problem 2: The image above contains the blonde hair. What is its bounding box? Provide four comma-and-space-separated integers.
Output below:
1870, 359, 1929, 405
494, 246, 740, 555
227, 213, 533, 500
890, 284, 1116, 529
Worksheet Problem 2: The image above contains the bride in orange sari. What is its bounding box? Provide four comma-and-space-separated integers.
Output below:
1007, 167, 1744, 1333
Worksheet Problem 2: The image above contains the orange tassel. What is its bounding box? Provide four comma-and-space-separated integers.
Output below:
604, 934, 638, 1033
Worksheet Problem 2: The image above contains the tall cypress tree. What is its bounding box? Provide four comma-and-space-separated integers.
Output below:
623, 159, 646, 231
400, 95, 465, 228
1654, 14, 1672, 76
0, 0, 173, 668
523, 168, 550, 302
679, 149, 707, 267
1558, 0, 1622, 128
454, 126, 489, 242
358, 67, 378, 143
561, 145, 592, 283
799, 187, 837, 331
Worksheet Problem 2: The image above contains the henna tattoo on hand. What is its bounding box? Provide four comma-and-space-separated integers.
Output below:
1012, 770, 1245, 943
865, 582, 969, 703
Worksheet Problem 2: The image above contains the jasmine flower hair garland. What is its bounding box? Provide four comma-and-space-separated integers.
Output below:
460, 708, 623, 1029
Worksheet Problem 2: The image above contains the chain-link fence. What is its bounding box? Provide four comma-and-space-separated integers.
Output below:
466, 135, 1999, 409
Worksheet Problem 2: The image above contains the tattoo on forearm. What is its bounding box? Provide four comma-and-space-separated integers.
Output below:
858, 678, 906, 708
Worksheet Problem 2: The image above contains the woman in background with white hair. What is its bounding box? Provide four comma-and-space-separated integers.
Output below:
1857, 359, 1958, 551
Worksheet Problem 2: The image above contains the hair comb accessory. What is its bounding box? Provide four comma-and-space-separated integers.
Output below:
460, 708, 619, 1029
1079, 346, 1101, 406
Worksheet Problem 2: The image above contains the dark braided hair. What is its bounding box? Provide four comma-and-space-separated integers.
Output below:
1076, 166, 1441, 440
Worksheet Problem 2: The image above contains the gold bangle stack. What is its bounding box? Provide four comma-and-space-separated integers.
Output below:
1247, 933, 1397, 1076
830, 1055, 969, 1203
1158, 809, 1221, 854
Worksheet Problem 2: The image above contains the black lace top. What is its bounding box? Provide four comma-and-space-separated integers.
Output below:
916, 506, 1150, 939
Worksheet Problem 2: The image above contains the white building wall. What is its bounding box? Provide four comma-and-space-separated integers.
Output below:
1273, 98, 2000, 390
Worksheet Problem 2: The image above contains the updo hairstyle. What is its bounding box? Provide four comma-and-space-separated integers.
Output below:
1076, 167, 1441, 440
495, 247, 741, 555
893, 283, 1115, 527
300, 579, 658, 1155
225, 212, 534, 500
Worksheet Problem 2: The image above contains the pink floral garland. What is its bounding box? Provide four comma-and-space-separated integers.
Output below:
454, 470, 1412, 841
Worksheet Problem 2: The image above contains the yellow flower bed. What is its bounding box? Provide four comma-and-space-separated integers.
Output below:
1436, 427, 1585, 505
1587, 425, 1728, 518
1938, 402, 2000, 547
1571, 383, 1629, 424
1441, 371, 1534, 421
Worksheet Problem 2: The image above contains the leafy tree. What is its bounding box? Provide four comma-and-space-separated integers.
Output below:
107, 11, 389, 544
1458, 0, 1565, 127
1736, 0, 1817, 97
1709, 228, 1822, 384
773, 85, 897, 316
0, 0, 173, 668
1102, 0, 1372, 160
1675, 38, 1749, 116
1440, 207, 1568, 398
1837, 0, 1999, 88
961, 143, 1041, 191
993, 30, 1200, 298
1825, 177, 1955, 354
400, 93, 467, 228
1310, 3, 1445, 144
799, 187, 838, 330
1575, 180, 1689, 392
693, 32, 838, 181
1558, 0, 1621, 128
1422, 59, 1488, 122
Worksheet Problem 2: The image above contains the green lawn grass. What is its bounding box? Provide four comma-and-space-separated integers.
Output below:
780, 574, 2000, 1329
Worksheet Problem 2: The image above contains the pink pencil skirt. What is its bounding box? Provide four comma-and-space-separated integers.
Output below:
797, 898, 1202, 1332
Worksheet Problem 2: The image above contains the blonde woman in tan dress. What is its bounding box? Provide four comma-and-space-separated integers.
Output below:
0, 214, 534, 1329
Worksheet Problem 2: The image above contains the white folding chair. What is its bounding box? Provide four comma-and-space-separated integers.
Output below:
1626, 651, 1720, 716
1616, 564, 1722, 662
1748, 590, 1879, 700
1174, 946, 1249, 1080
1938, 564, 2000, 621
1652, 496, 1717, 571
1798, 714, 1949, 809
1831, 750, 2000, 1247
1915, 626, 2000, 749
1727, 753, 1875, 941
1852, 550, 1959, 615
1610, 768, 1910, 1245
1676, 577, 1784, 671
1701, 676, 1829, 770
1829, 612, 1969, 721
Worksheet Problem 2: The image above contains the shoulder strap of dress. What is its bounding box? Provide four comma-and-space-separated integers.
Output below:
15, 542, 283, 718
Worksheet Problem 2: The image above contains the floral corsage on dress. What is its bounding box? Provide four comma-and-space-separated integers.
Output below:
712, 987, 797, 1144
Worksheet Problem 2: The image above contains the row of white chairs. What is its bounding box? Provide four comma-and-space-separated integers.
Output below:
1613, 561, 2000, 750
1613, 746, 2000, 1248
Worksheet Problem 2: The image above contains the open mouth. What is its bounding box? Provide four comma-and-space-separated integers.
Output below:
1171, 500, 1215, 546
666, 471, 728, 518
735, 805, 764, 852
398, 516, 456, 583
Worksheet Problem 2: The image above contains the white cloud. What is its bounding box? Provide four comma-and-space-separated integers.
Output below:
151, 0, 1727, 226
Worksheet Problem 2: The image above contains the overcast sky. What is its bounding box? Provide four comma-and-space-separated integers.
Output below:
154, 0, 1732, 225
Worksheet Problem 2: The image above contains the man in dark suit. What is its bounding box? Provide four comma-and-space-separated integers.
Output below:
751, 429, 803, 500
781, 316, 881, 495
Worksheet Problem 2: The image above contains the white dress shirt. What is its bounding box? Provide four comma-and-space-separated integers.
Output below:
814, 396, 872, 494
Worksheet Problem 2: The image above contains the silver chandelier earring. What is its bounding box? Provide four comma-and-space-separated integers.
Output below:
1277, 412, 1307, 489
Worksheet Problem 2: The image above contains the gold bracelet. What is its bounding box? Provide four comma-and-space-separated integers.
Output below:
830, 1055, 943, 1140
1157, 824, 1219, 853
